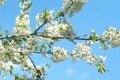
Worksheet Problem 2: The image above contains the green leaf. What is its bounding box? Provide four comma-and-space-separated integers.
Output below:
96, 62, 108, 74
26, 3, 32, 10
15, 74, 19, 80
40, 43, 47, 51
56, 10, 64, 17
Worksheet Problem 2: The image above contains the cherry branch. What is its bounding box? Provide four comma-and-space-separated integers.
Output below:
15, 51, 53, 54
0, 32, 98, 41
34, 16, 60, 34
28, 55, 42, 79
34, 21, 47, 34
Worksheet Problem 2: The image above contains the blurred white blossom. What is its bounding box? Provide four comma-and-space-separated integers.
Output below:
101, 27, 120, 49
51, 47, 68, 62
36, 10, 54, 26
62, 0, 87, 17
0, 0, 7, 5
16, 14, 30, 27
43, 20, 76, 43
13, 14, 32, 36
19, 0, 31, 14
71, 43, 98, 65
99, 55, 106, 62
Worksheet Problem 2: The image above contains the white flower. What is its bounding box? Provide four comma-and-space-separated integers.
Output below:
36, 10, 54, 26
0, 61, 15, 73
85, 40, 98, 45
99, 55, 106, 62
62, 0, 87, 17
24, 36, 42, 52
36, 13, 44, 26
101, 27, 120, 49
91, 29, 95, 33
13, 14, 31, 36
51, 47, 68, 62
0, 41, 5, 56
43, 20, 76, 43
19, 0, 31, 14
76, 43, 92, 55
71, 43, 98, 65
16, 14, 30, 27
12, 27, 32, 36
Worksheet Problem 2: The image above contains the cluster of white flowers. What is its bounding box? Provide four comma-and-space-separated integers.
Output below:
13, 0, 32, 36
31, 65, 47, 78
51, 47, 68, 62
0, 0, 115, 79
0, 61, 15, 80
62, 0, 87, 17
101, 27, 120, 49
0, 61, 9, 72
16, 14, 30, 27
0, 40, 15, 62
71, 43, 107, 64
13, 14, 31, 36
19, 56, 47, 78
71, 43, 98, 64
0, 38, 47, 78
24, 36, 42, 53
19, 0, 31, 14
0, 0, 6, 5
36, 13, 43, 26
0, 40, 24, 64
70, 43, 96, 64
0, 38, 32, 70
85, 40, 98, 46
13, 27, 32, 36
36, 10, 54, 26
0, 40, 20, 74
0, 41, 5, 60
43, 20, 76, 43
21, 56, 34, 70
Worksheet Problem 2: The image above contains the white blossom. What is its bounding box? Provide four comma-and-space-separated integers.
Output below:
36, 13, 44, 26
99, 55, 106, 62
13, 14, 31, 36
43, 20, 76, 43
85, 40, 98, 45
19, 0, 31, 14
13, 27, 32, 36
2, 73, 7, 80
22, 57, 34, 70
62, 0, 87, 17
71, 43, 98, 64
16, 14, 30, 27
101, 27, 120, 49
0, 0, 7, 5
36, 10, 54, 26
0, 61, 14, 72
25, 36, 42, 52
0, 0, 117, 78
51, 47, 68, 62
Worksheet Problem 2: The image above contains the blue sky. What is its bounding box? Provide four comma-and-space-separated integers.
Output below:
0, 0, 120, 80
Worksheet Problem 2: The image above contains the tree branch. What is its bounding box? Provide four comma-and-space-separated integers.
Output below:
0, 32, 98, 41
75, 37, 92, 40
28, 55, 42, 79
34, 21, 47, 34
34, 15, 60, 34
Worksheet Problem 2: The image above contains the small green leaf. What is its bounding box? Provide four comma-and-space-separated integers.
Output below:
96, 62, 108, 74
